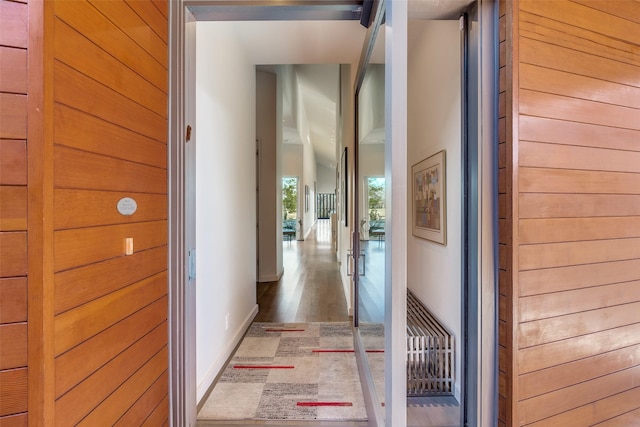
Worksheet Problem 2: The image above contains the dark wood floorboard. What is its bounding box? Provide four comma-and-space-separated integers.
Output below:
255, 219, 350, 323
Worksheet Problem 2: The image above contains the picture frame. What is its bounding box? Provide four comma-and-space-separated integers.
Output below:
341, 147, 348, 226
304, 185, 309, 213
412, 150, 446, 244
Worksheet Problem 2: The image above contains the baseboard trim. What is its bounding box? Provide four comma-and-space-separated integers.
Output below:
196, 304, 259, 405
257, 269, 283, 283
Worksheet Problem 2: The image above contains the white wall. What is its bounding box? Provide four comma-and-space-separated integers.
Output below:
316, 162, 336, 194
195, 22, 259, 402
407, 20, 462, 399
257, 70, 282, 282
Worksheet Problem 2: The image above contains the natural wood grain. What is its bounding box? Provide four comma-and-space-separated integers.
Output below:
0, 1, 27, 49
520, 280, 640, 322
0, 232, 27, 277
520, 258, 640, 297
520, 167, 640, 195
0, 141, 26, 186
519, 193, 640, 219
141, 394, 168, 427
54, 189, 167, 230
521, 64, 640, 110
520, 0, 640, 46
594, 407, 640, 427
519, 301, 640, 348
573, 0, 640, 25
0, 324, 27, 370
54, 61, 166, 143
521, 90, 640, 131
520, 141, 640, 174
54, 272, 167, 356
520, 217, 640, 245
0, 278, 27, 324
519, 17, 640, 67
54, 104, 167, 167
520, 238, 640, 271
519, 344, 640, 401
520, 37, 640, 89
114, 370, 168, 427
0, 368, 27, 416
0, 94, 27, 139
517, 323, 640, 374
54, 146, 167, 195
527, 386, 640, 427
0, 187, 26, 231
76, 346, 168, 426
519, 365, 640, 425
55, 322, 167, 426
54, 0, 167, 92
0, 413, 28, 427
0, 47, 27, 94
55, 296, 167, 397
519, 115, 640, 153
54, 220, 167, 272
55, 246, 167, 315
53, 18, 167, 118
255, 221, 349, 323
151, 0, 168, 19
88, 0, 167, 66
124, 0, 168, 43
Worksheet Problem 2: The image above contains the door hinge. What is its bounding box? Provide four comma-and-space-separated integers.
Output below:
186, 125, 192, 142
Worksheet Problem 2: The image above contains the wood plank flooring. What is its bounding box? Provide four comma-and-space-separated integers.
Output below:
256, 220, 349, 323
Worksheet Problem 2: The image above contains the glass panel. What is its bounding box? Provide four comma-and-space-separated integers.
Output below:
356, 27, 386, 407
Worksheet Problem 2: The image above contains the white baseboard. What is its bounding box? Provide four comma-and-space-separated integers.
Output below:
257, 269, 283, 283
196, 304, 258, 403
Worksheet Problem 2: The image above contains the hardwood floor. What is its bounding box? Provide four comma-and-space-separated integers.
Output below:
254, 219, 461, 427
255, 219, 350, 323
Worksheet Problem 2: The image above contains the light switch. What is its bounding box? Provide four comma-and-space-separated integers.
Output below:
125, 237, 134, 255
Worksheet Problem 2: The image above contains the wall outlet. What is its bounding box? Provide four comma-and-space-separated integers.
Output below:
225, 313, 230, 331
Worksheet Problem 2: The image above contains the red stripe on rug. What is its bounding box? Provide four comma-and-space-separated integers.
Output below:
296, 402, 353, 407
264, 329, 305, 332
366, 350, 385, 353
232, 365, 294, 369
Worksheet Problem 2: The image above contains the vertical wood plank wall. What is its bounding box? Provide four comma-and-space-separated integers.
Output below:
503, 0, 640, 425
0, 0, 29, 424
497, 0, 511, 425
20, 0, 169, 424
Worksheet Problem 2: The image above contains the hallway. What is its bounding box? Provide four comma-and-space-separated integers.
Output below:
256, 219, 349, 323
197, 220, 365, 426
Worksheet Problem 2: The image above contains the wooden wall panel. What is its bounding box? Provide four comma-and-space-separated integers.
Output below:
0, 279, 27, 324
504, 1, 640, 424
47, 0, 169, 423
0, 47, 27, 93
0, 141, 27, 185
0, 1, 29, 423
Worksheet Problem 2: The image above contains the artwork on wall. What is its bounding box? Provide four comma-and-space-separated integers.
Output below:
341, 147, 348, 226
412, 150, 446, 245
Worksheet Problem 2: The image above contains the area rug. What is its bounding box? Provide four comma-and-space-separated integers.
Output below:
198, 322, 367, 422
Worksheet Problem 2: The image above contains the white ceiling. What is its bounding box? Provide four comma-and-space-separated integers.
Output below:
196, 0, 473, 168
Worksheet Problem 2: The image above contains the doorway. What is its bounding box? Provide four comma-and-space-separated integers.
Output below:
168, 2, 498, 426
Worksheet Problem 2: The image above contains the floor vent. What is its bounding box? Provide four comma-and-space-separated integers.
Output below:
407, 289, 454, 396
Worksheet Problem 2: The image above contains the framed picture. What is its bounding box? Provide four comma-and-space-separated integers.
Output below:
341, 147, 348, 226
412, 150, 446, 244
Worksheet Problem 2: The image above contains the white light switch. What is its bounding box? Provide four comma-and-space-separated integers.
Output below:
125, 238, 134, 255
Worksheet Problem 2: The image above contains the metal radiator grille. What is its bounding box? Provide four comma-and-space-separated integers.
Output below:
406, 289, 454, 396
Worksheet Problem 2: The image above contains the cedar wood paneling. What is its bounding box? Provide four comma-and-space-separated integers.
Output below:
503, 1, 640, 425
7, 0, 169, 424
0, 0, 29, 424
51, 0, 169, 424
